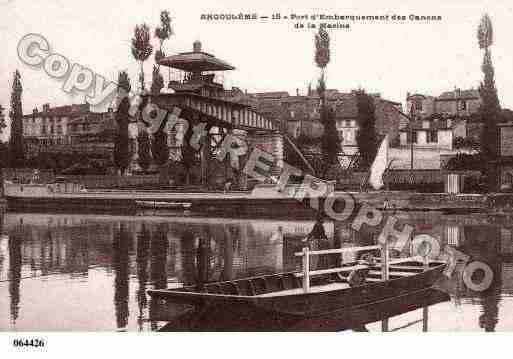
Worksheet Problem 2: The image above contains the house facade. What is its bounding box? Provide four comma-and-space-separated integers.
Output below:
400, 88, 483, 151
406, 88, 481, 119
399, 118, 454, 150
242, 89, 403, 156
22, 103, 137, 168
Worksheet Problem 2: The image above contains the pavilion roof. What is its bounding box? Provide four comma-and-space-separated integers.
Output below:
158, 51, 235, 72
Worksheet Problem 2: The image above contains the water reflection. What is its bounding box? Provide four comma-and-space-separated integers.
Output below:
113, 223, 130, 330
156, 288, 450, 332
0, 212, 512, 331
136, 224, 150, 331
8, 226, 22, 325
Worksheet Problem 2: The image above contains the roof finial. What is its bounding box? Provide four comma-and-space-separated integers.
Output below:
193, 40, 202, 52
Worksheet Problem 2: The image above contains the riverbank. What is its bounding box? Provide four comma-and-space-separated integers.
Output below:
4, 188, 507, 217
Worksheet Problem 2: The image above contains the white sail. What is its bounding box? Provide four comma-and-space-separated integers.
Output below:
369, 135, 389, 190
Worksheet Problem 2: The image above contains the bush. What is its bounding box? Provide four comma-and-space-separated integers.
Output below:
444, 153, 484, 171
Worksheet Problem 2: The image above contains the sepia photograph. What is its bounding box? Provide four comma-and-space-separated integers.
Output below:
1, 0, 513, 356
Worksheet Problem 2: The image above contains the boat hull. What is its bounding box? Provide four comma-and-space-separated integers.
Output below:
148, 263, 446, 317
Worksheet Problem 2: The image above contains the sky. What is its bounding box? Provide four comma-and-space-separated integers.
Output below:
1, 0, 513, 140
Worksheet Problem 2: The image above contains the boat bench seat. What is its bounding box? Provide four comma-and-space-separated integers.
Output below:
204, 273, 302, 296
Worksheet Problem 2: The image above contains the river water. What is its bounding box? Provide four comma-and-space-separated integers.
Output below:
0, 211, 512, 331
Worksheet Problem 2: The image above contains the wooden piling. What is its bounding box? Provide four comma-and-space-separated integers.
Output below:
302, 247, 310, 293
381, 241, 389, 281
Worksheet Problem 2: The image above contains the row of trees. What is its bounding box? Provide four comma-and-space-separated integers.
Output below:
316, 13, 503, 193
113, 11, 174, 175
1, 11, 177, 175
290, 28, 379, 179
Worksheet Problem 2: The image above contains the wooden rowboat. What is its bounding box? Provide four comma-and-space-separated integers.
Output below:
135, 200, 192, 210
148, 245, 446, 317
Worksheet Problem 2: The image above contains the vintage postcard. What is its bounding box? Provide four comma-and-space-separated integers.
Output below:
0, 0, 512, 356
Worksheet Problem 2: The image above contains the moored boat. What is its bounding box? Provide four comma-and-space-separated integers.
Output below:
135, 200, 192, 210
148, 244, 446, 317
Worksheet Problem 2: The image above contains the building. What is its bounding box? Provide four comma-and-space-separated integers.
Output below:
405, 88, 483, 144
239, 89, 403, 156
498, 122, 513, 190
22, 103, 137, 170
161, 40, 236, 99
399, 118, 454, 150
406, 88, 481, 119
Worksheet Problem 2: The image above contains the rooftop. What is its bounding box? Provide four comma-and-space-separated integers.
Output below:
407, 88, 480, 101
242, 89, 401, 121
158, 41, 235, 72
23, 103, 91, 118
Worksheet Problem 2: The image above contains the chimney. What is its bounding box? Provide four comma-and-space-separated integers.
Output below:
33, 108, 38, 115
43, 103, 50, 112
296, 88, 299, 96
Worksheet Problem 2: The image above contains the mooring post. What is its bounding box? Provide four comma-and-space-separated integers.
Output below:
423, 306, 429, 332
423, 252, 429, 271
302, 246, 310, 293
381, 318, 389, 332
381, 241, 389, 281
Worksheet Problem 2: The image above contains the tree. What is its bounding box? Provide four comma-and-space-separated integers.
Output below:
151, 129, 169, 166
154, 10, 173, 66
131, 24, 153, 91
320, 106, 341, 177
8, 70, 24, 168
0, 104, 7, 138
151, 65, 164, 95
137, 130, 152, 171
477, 13, 501, 191
114, 71, 132, 174
356, 91, 378, 170
153, 10, 173, 90
118, 71, 131, 95
314, 28, 339, 178
181, 125, 197, 185
314, 28, 330, 103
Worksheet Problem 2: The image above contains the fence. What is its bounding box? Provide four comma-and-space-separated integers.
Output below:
1, 169, 160, 189
336, 170, 481, 192
60, 175, 160, 189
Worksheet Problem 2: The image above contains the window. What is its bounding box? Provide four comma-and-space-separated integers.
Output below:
458, 100, 467, 111
346, 131, 353, 142
338, 130, 344, 141
427, 130, 437, 143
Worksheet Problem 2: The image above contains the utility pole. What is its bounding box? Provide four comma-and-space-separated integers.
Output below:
409, 103, 416, 174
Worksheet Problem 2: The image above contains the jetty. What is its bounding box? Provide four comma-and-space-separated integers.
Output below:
3, 180, 497, 217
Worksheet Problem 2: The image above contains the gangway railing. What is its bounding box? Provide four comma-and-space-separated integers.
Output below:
294, 243, 390, 293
